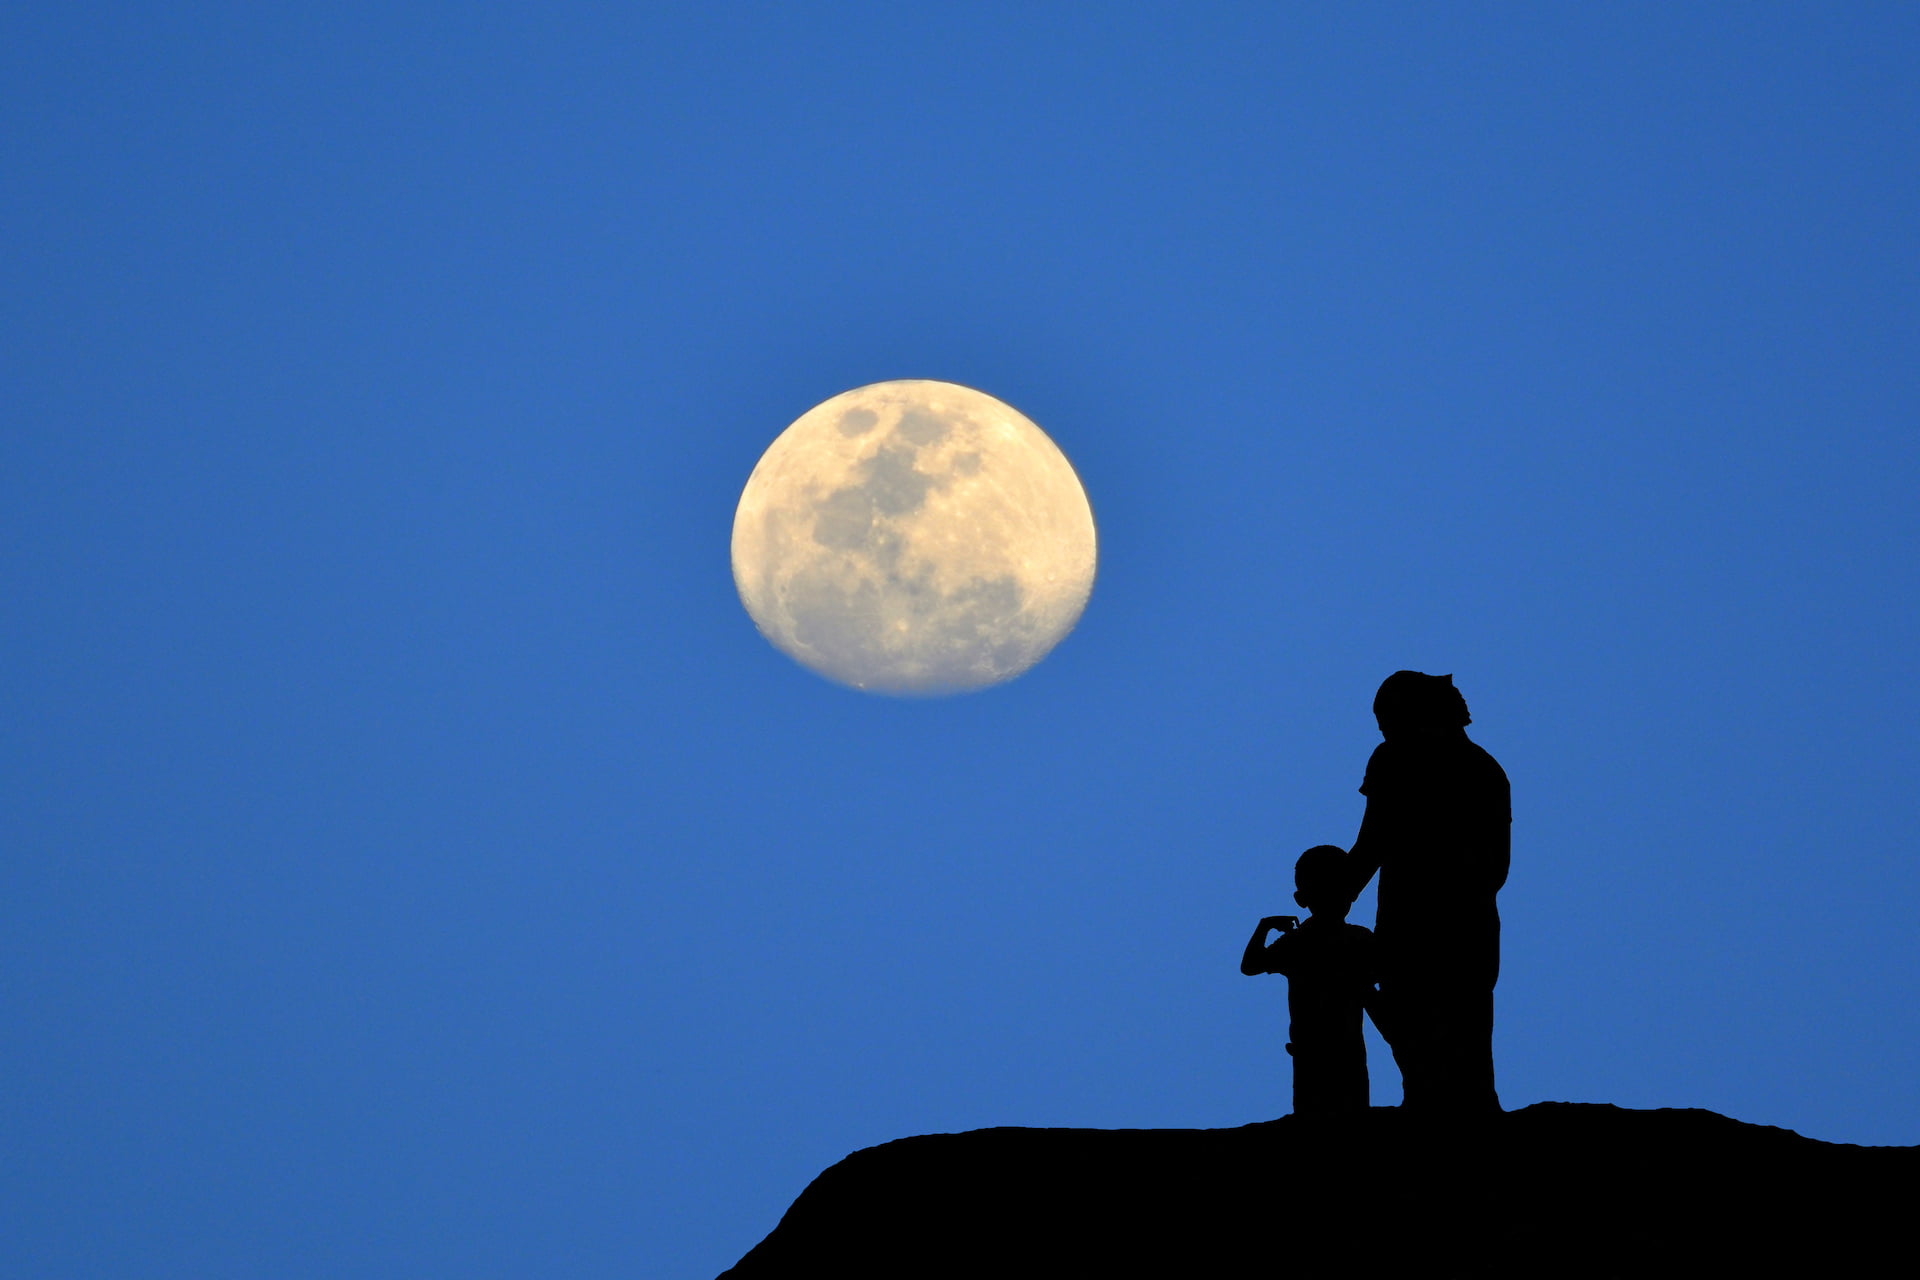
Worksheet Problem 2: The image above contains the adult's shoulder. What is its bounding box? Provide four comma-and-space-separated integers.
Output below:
1358, 741, 1397, 795
1463, 738, 1512, 823
1465, 738, 1511, 787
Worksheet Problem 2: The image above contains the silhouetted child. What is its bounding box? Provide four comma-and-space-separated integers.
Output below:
1241, 845, 1379, 1119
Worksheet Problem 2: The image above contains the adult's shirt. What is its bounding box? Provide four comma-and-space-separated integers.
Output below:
1358, 732, 1511, 980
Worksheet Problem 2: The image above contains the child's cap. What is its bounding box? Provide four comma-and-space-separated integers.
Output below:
1294, 845, 1349, 896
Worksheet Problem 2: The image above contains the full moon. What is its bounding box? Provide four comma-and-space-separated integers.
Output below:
731, 380, 1096, 695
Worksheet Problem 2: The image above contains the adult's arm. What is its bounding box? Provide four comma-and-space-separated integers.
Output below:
1481, 748, 1513, 895
1487, 828, 1512, 895
1344, 797, 1396, 905
1345, 743, 1394, 905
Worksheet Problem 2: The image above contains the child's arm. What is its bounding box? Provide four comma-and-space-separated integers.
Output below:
1240, 916, 1298, 975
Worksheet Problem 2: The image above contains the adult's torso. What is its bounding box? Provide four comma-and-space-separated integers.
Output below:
1361, 736, 1511, 953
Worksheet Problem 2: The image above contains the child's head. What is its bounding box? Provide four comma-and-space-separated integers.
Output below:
1293, 845, 1351, 917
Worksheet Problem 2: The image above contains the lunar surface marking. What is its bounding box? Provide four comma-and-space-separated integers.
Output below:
731, 380, 1096, 694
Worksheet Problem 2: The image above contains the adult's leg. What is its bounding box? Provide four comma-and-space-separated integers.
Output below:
1427, 983, 1498, 1114
1380, 978, 1497, 1115
1375, 978, 1438, 1111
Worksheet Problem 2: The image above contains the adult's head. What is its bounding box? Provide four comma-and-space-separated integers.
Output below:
1373, 671, 1471, 739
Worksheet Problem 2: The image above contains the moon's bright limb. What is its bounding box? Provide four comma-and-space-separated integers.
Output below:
731, 380, 1096, 695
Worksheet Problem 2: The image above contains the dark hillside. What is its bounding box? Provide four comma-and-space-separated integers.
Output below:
722, 1103, 1915, 1277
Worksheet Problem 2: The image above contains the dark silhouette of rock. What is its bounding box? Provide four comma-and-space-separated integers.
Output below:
720, 1104, 1916, 1277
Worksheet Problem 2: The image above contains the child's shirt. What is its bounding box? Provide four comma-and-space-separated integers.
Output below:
1261, 916, 1378, 1116
1262, 918, 1378, 1055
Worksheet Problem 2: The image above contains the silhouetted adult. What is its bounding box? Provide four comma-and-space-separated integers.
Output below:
1346, 672, 1510, 1115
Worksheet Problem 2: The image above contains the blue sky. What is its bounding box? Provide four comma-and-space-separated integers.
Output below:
4, 5, 1917, 1276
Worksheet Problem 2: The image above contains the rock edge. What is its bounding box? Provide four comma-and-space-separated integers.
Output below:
722, 1103, 1916, 1277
